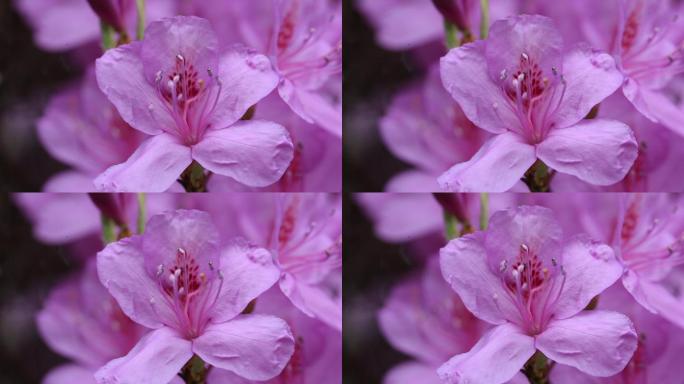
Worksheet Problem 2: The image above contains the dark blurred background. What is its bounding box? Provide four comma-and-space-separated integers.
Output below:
0, 1, 78, 192
342, 0, 422, 192
343, 193, 426, 384
0, 194, 76, 384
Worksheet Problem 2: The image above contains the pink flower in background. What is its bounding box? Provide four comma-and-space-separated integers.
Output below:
439, 206, 637, 383
94, 16, 294, 192
96, 209, 294, 383
13, 0, 176, 52
440, 15, 637, 191
612, 194, 684, 329
36, 67, 146, 192
379, 65, 488, 192
37, 260, 148, 384
207, 288, 342, 384
379, 258, 488, 384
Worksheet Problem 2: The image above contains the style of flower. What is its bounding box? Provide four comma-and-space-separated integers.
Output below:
440, 15, 637, 191
94, 16, 294, 192
439, 205, 637, 384
95, 209, 294, 383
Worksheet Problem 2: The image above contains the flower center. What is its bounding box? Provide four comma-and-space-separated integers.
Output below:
498, 53, 566, 143
496, 244, 565, 334
154, 248, 224, 338
621, 5, 641, 53
154, 54, 223, 145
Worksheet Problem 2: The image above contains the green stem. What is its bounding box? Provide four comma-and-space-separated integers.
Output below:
101, 215, 117, 244
479, 0, 490, 39
479, 193, 489, 230
523, 351, 552, 384
444, 20, 460, 49
136, 193, 146, 234
444, 212, 460, 240
135, 0, 145, 40
523, 160, 555, 192
181, 355, 209, 384
100, 21, 115, 50
179, 161, 209, 192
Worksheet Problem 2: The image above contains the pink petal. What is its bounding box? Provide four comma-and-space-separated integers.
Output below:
536, 311, 637, 377
192, 315, 295, 381
623, 83, 684, 139
438, 133, 536, 192
440, 233, 517, 325
355, 191, 443, 242
208, 243, 280, 323
386, 170, 442, 192
97, 236, 176, 329
550, 47, 623, 128
437, 323, 535, 384
551, 235, 623, 319
207, 47, 279, 129
536, 119, 638, 185
192, 121, 293, 187
95, 327, 193, 384
622, 272, 684, 329
440, 41, 516, 134
277, 82, 342, 137
356, 0, 442, 49
43, 171, 98, 192
384, 362, 442, 384
141, 209, 220, 281
140, 16, 218, 85
94, 134, 192, 192
485, 15, 563, 87
95, 42, 173, 135
44, 364, 97, 384
279, 274, 342, 331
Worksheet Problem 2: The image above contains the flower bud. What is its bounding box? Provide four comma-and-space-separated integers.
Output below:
87, 0, 128, 32
431, 0, 471, 31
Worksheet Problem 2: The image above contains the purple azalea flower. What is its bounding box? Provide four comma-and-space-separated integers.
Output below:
94, 16, 294, 192
36, 260, 150, 384
440, 15, 638, 191
612, 194, 684, 329
95, 209, 294, 383
36, 67, 147, 192
379, 257, 488, 384
439, 206, 637, 383
380, 65, 489, 192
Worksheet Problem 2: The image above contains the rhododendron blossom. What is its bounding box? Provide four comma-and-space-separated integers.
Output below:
95, 209, 295, 383
94, 16, 294, 192
439, 15, 638, 191
439, 206, 637, 383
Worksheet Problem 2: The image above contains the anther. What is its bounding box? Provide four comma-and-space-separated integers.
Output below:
156, 264, 164, 277
208, 261, 215, 271
499, 259, 508, 273
520, 244, 529, 253
551, 257, 557, 266
551, 67, 558, 76
176, 54, 185, 62
521, 52, 529, 61
499, 69, 507, 81
155, 70, 163, 83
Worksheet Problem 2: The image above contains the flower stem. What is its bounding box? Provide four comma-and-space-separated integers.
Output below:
180, 161, 209, 192
101, 215, 116, 244
135, 0, 145, 40
523, 160, 555, 192
100, 21, 115, 50
479, 193, 489, 230
444, 211, 460, 240
444, 20, 460, 49
479, 0, 490, 39
181, 355, 209, 384
136, 193, 146, 234
523, 351, 553, 384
